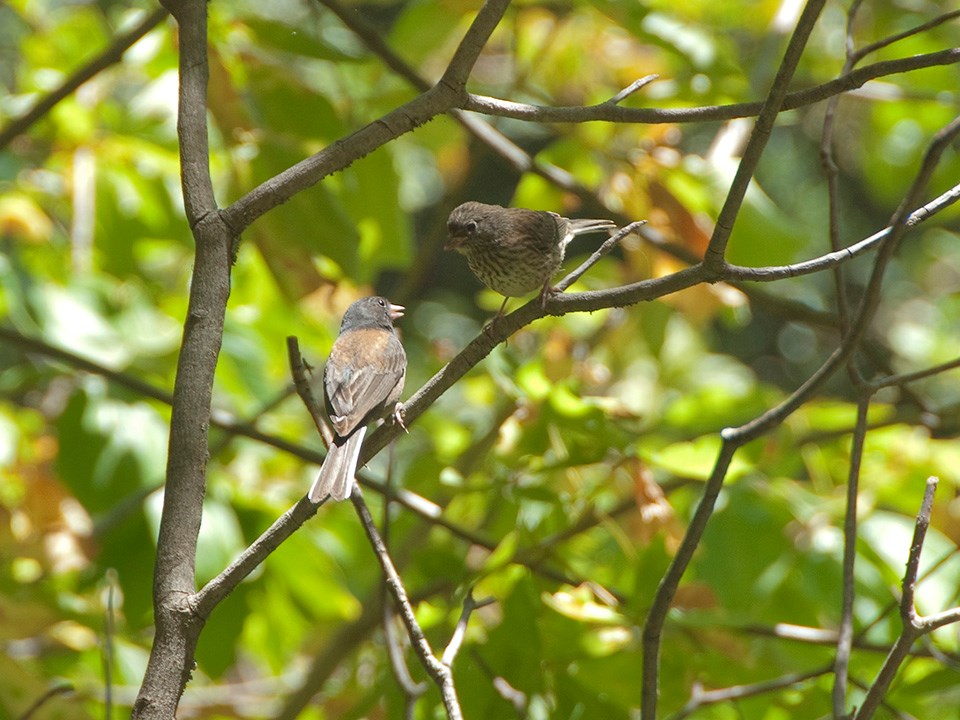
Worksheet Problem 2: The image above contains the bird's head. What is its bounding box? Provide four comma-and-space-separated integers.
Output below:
446, 201, 498, 252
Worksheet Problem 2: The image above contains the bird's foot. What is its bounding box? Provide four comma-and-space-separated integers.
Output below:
539, 283, 559, 310
391, 403, 409, 433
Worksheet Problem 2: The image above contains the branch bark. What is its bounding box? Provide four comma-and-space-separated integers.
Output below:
133, 0, 233, 716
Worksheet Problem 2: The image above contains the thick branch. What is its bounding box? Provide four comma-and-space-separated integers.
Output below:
221, 0, 511, 235
134, 1, 233, 717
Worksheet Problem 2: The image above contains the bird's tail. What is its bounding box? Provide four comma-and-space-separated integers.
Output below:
568, 218, 617, 237
308, 427, 367, 503
562, 218, 617, 248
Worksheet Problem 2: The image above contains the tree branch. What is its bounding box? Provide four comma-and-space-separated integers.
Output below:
220, 0, 511, 235
351, 488, 463, 720
133, 1, 234, 717
641, 440, 738, 718
0, 8, 169, 151
721, 181, 960, 282
704, 0, 827, 269
671, 666, 832, 720
641, 110, 960, 719
853, 477, 940, 720
833, 397, 870, 718
461, 49, 960, 124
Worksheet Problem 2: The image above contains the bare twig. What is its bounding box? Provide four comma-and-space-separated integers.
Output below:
554, 221, 647, 293
671, 666, 832, 720
818, 0, 864, 336
384, 605, 429, 719
849, 9, 960, 65
852, 477, 944, 720
17, 683, 74, 720
470, 649, 529, 717
441, 590, 494, 667
722, 181, 960, 282
0, 8, 169, 150
380, 413, 428, 718
641, 442, 738, 717
102, 570, 118, 720
351, 487, 463, 720
605, 75, 660, 105
871, 355, 960, 391
704, 0, 827, 269
463, 49, 960, 124
641, 112, 960, 719
833, 397, 870, 718
287, 336, 332, 446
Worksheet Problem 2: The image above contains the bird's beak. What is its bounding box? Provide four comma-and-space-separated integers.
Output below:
388, 303, 405, 320
445, 234, 466, 251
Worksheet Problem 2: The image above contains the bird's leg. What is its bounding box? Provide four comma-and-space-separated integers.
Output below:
538, 278, 557, 310
483, 296, 511, 336
390, 402, 409, 433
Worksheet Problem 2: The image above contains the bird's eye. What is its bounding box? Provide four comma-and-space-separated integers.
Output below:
466, 221, 478, 234
377, 298, 386, 306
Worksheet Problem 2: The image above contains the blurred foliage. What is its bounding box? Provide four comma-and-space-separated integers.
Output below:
1, 0, 960, 719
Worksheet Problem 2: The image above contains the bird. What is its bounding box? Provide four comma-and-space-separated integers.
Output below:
308, 296, 407, 503
446, 201, 617, 316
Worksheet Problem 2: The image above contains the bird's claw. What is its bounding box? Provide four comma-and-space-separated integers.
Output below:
392, 403, 409, 433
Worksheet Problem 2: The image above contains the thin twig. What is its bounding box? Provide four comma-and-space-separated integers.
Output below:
870, 355, 960, 391
605, 74, 660, 105
670, 665, 833, 720
103, 570, 117, 720
722, 181, 960, 282
441, 590, 494, 667
380, 408, 429, 717
704, 0, 828, 269
818, 0, 864, 336
287, 336, 332, 446
462, 49, 960, 125
17, 683, 74, 720
469, 649, 529, 717
383, 604, 429, 719
853, 477, 940, 720
0, 8, 169, 150
850, 9, 960, 65
351, 487, 463, 720
554, 221, 646, 294
833, 396, 870, 718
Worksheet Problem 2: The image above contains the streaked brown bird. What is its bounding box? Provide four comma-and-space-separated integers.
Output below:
446, 201, 617, 315
308, 296, 407, 503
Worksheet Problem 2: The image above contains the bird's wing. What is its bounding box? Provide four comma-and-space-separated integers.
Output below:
324, 329, 406, 437
503, 208, 563, 252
